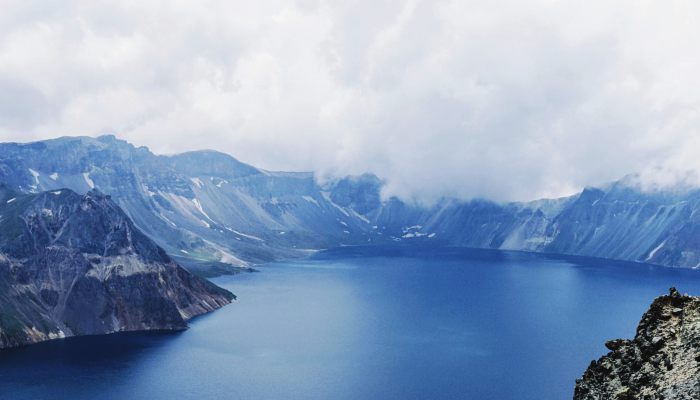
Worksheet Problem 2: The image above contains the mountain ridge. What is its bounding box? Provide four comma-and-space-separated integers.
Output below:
1, 135, 699, 273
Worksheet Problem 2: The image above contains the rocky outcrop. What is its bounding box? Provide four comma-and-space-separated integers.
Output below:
0, 186, 234, 349
574, 288, 700, 400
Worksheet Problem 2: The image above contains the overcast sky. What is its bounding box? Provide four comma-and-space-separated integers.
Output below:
1, 1, 699, 202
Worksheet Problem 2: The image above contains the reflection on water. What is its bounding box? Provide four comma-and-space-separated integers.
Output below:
3, 246, 700, 400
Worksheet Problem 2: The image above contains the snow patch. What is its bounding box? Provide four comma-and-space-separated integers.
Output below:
302, 195, 320, 206
142, 185, 156, 197
349, 208, 371, 224
402, 231, 427, 239
49, 172, 59, 180
160, 192, 212, 228
48, 330, 66, 340
321, 191, 350, 217
83, 172, 95, 189
192, 198, 214, 222
51, 191, 61, 195
190, 177, 203, 188
6, 198, 15, 203
158, 212, 178, 227
224, 227, 264, 241
646, 239, 667, 261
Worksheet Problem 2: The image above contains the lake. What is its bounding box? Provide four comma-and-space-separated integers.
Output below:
3, 246, 700, 399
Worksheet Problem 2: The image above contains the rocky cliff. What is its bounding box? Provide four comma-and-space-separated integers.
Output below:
0, 186, 234, 349
574, 288, 700, 400
2, 135, 700, 274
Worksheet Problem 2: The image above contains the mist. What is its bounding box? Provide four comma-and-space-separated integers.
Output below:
1, 0, 700, 202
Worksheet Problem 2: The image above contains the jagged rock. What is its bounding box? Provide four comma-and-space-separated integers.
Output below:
0, 187, 234, 349
574, 288, 700, 400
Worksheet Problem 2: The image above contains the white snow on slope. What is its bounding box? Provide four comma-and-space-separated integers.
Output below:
321, 191, 350, 217
192, 198, 214, 222
646, 239, 667, 261
158, 212, 178, 227
142, 185, 156, 197
402, 232, 427, 238
26, 168, 40, 192
6, 198, 15, 203
224, 227, 264, 241
302, 195, 319, 206
83, 172, 95, 189
190, 177, 203, 188
349, 208, 370, 224
49, 172, 59, 180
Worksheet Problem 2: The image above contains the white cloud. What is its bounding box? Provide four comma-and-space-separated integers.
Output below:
1, 0, 700, 202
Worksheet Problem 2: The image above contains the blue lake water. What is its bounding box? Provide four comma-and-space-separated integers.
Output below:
3, 246, 700, 399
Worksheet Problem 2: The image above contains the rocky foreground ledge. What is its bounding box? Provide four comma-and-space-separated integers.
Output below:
574, 288, 700, 400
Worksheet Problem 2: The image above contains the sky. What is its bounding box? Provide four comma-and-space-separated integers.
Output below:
1, 0, 700, 202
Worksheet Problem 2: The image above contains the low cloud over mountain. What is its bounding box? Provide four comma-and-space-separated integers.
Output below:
2, 1, 700, 201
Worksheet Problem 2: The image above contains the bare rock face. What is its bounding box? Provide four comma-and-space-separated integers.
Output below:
0, 186, 234, 349
574, 288, 700, 400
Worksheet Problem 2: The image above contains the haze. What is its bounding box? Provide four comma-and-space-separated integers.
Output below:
1, 0, 699, 202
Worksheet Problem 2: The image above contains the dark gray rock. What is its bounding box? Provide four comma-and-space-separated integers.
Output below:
0, 187, 234, 349
574, 288, 700, 400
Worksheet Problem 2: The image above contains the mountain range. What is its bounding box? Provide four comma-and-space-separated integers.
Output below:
1, 135, 699, 275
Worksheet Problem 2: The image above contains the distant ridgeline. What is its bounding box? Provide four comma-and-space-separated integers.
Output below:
1, 135, 700, 275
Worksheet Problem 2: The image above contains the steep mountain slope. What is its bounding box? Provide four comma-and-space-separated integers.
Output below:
575, 288, 700, 399
339, 173, 700, 269
0, 136, 375, 274
0, 186, 233, 349
1, 135, 700, 272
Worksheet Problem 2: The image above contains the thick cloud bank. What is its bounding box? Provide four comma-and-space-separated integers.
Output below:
1, 1, 699, 202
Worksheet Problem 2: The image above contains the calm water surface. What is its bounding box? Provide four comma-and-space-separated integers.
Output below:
3, 246, 700, 399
